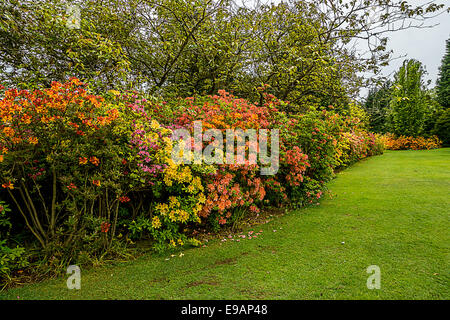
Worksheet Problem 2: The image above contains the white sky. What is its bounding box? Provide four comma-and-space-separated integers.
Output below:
376, 3, 450, 88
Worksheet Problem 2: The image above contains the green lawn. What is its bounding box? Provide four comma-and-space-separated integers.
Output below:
1, 149, 449, 300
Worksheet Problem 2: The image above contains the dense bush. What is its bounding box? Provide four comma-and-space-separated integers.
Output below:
0, 79, 203, 257
0, 200, 29, 283
380, 133, 442, 150
0, 80, 384, 276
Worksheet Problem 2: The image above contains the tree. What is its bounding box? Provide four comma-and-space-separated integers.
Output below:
433, 108, 450, 145
422, 88, 443, 137
0, 0, 448, 106
436, 38, 450, 109
0, 0, 130, 90
363, 80, 392, 133
388, 59, 429, 137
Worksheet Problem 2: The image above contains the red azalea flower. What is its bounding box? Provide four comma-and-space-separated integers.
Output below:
67, 183, 77, 190
100, 222, 111, 233
119, 196, 130, 203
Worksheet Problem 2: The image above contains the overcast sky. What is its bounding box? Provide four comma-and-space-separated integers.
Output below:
374, 2, 449, 88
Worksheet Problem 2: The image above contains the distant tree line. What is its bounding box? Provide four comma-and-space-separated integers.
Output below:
363, 39, 450, 145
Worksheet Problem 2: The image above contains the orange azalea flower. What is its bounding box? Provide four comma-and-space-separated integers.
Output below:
92, 179, 101, 187
28, 136, 38, 145
96, 116, 108, 126
107, 108, 119, 121
2, 181, 14, 189
11, 137, 22, 144
70, 77, 82, 86
21, 114, 32, 124
89, 156, 100, 166
0, 155, 3, 162
2, 127, 15, 137
79, 157, 88, 165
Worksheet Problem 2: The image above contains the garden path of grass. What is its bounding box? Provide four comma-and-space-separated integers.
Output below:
1, 149, 449, 300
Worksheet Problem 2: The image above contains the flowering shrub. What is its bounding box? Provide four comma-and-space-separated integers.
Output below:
0, 79, 384, 261
381, 133, 441, 150
0, 79, 127, 252
0, 79, 202, 255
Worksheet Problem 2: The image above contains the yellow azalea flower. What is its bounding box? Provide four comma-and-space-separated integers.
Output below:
152, 216, 161, 229
192, 176, 204, 192
187, 184, 195, 193
170, 239, 176, 247
162, 128, 172, 135
198, 193, 206, 204
178, 210, 189, 223
164, 177, 173, 187
177, 239, 184, 246
181, 166, 192, 182
168, 210, 177, 222
193, 204, 203, 215
163, 137, 173, 150
155, 203, 169, 215
150, 120, 160, 130
169, 196, 180, 208
108, 89, 120, 96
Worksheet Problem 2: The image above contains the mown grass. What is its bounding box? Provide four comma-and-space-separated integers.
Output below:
1, 149, 449, 300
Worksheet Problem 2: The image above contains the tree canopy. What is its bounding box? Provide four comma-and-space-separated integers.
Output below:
436, 38, 450, 109
0, 0, 448, 110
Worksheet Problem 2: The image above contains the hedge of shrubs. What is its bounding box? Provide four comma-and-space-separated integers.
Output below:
0, 79, 384, 281
380, 133, 442, 150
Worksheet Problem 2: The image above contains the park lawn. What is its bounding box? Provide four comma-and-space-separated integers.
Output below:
1, 149, 449, 300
